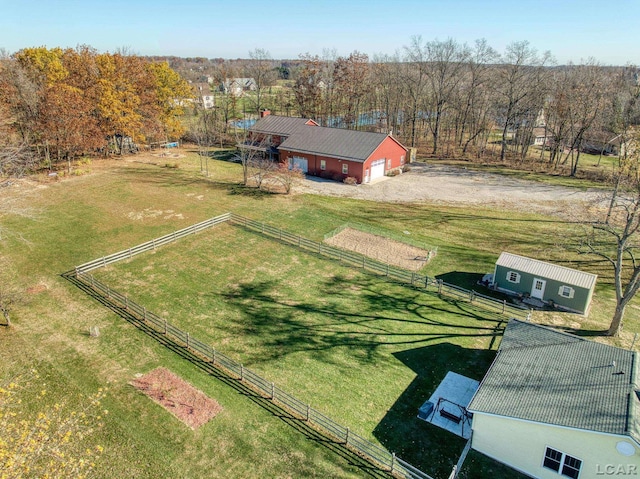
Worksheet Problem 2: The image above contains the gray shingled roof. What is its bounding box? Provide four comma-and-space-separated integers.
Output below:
249, 115, 404, 163
249, 115, 316, 136
497, 252, 597, 290
279, 126, 393, 162
468, 319, 640, 441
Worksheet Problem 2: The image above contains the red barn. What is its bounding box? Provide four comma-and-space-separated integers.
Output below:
247, 112, 407, 184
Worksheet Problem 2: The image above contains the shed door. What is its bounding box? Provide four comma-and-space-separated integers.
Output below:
370, 159, 385, 181
531, 278, 546, 300
289, 156, 308, 173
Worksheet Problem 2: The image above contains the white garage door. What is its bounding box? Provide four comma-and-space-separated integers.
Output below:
370, 158, 385, 181
290, 156, 308, 173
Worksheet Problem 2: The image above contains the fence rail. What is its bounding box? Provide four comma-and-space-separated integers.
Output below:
227, 213, 528, 320
75, 271, 435, 479
72, 212, 532, 479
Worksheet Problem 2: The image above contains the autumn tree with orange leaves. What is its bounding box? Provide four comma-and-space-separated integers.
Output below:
0, 45, 192, 172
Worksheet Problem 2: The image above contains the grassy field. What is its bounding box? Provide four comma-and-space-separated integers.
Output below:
1, 149, 637, 479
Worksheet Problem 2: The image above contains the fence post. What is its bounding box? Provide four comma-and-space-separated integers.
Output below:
91, 275, 95, 289
186, 333, 190, 350
271, 382, 275, 400
306, 404, 310, 421
125, 297, 128, 310
106, 285, 111, 298
362, 256, 365, 269
502, 299, 506, 313
411, 272, 415, 285
448, 465, 457, 479
240, 364, 244, 381
470, 291, 475, 302
345, 427, 350, 445
152, 239, 156, 251
164, 319, 168, 335
102, 256, 106, 267
211, 348, 216, 364
438, 279, 443, 294
128, 248, 132, 259
391, 453, 396, 473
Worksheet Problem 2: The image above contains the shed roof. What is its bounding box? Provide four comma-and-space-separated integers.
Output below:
496, 252, 597, 290
468, 319, 640, 441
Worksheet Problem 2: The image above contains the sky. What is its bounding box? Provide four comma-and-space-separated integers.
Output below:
1, 0, 639, 65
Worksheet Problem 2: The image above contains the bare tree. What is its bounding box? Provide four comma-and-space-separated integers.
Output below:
423, 38, 470, 155
493, 41, 551, 162
246, 48, 276, 114
401, 36, 429, 148
371, 53, 404, 136
273, 164, 304, 194
455, 39, 498, 156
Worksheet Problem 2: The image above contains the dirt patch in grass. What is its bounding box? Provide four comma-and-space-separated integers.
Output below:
130, 367, 222, 429
325, 228, 431, 271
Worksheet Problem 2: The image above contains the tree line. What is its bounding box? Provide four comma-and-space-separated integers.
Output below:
182, 38, 639, 179
0, 45, 192, 175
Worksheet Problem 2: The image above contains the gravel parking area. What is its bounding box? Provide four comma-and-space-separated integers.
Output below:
296, 163, 605, 218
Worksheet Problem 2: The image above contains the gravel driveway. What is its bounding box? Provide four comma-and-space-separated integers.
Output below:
296, 163, 605, 217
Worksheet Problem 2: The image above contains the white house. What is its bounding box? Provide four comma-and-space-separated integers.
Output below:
194, 82, 214, 109
468, 319, 640, 479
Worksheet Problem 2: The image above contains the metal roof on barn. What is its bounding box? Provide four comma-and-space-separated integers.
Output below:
496, 252, 597, 290
249, 115, 317, 136
468, 319, 640, 441
279, 126, 396, 162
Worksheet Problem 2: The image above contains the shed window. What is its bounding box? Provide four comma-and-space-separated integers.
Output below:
543, 447, 582, 479
342, 163, 348, 174
320, 160, 326, 170
506, 271, 520, 283
559, 285, 575, 299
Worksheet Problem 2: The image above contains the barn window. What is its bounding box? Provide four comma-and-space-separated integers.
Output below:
342, 163, 348, 174
320, 160, 326, 170
559, 285, 574, 298
507, 271, 520, 283
543, 447, 581, 479
387, 159, 392, 169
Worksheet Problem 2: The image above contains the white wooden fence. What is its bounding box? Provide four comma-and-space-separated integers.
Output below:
73, 212, 528, 479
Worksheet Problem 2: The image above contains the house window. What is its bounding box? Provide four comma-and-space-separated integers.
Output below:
507, 271, 521, 283
559, 285, 575, 298
320, 160, 326, 170
342, 163, 348, 174
543, 447, 582, 479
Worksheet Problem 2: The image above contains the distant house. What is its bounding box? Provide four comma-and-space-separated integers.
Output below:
493, 252, 597, 314
244, 111, 408, 184
194, 83, 214, 109
220, 77, 257, 95
582, 133, 632, 157
468, 319, 640, 479
532, 127, 553, 147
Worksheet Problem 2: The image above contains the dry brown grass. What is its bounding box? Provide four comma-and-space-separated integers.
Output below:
130, 367, 223, 429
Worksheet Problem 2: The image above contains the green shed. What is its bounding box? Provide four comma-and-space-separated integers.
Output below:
493, 252, 597, 314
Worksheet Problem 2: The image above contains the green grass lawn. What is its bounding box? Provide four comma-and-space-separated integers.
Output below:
1, 150, 636, 479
